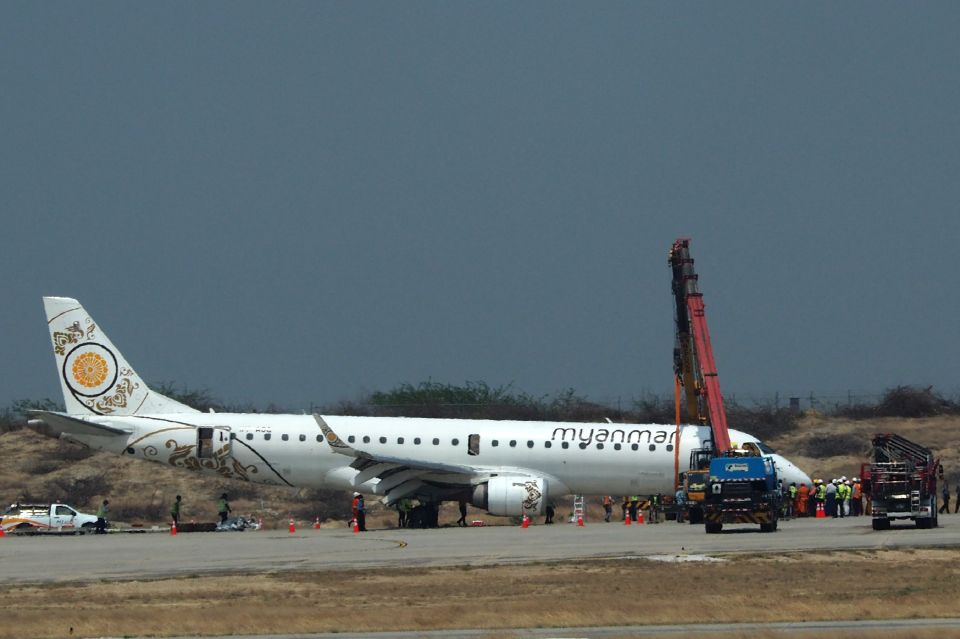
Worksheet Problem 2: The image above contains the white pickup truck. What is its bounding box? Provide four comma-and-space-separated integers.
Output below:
1, 503, 100, 533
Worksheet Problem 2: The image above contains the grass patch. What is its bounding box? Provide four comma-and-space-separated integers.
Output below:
2, 550, 960, 638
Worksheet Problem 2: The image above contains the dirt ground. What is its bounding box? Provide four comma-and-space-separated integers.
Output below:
3, 549, 960, 638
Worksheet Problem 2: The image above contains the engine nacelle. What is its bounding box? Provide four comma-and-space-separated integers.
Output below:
472, 477, 547, 517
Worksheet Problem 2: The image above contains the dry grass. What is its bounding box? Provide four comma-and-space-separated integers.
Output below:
767, 414, 960, 486
3, 549, 960, 638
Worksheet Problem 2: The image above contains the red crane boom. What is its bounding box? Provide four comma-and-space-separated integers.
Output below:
668, 238, 732, 455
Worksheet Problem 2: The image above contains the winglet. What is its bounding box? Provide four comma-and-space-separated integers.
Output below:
313, 415, 356, 456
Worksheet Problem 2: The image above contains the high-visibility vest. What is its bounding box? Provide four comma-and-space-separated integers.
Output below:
788, 486, 798, 499
816, 485, 826, 500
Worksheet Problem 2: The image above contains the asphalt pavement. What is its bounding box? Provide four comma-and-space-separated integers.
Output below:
1, 513, 958, 585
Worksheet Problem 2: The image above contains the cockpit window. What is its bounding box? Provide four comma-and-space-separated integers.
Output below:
756, 441, 776, 454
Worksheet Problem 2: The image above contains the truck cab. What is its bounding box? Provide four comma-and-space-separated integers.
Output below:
703, 452, 780, 533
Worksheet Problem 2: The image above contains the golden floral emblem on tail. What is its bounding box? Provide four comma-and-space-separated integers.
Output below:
72, 352, 110, 388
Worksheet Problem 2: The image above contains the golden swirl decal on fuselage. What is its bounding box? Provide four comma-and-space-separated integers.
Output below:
165, 439, 257, 481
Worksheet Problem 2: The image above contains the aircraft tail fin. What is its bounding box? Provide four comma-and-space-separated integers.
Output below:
43, 297, 199, 416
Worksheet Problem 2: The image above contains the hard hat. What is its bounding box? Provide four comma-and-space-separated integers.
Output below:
353, 492, 361, 497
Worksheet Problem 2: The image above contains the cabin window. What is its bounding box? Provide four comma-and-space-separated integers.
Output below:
509, 440, 517, 447
649, 444, 656, 451
379, 437, 387, 444
468, 434, 480, 456
562, 442, 569, 449
362, 436, 370, 444
282, 434, 289, 441
246, 433, 253, 441
631, 443, 638, 451
264, 433, 271, 441
597, 443, 604, 450
491, 439, 499, 447
579, 443, 587, 449
544, 441, 551, 448
614, 443, 621, 450
666, 444, 673, 452
452, 438, 459, 446
414, 437, 421, 445
398, 437, 405, 444
299, 434, 306, 442
527, 440, 534, 448
432, 438, 440, 445
316, 435, 322, 442
348, 435, 356, 443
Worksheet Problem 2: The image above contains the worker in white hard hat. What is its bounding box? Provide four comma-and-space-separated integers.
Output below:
826, 478, 838, 517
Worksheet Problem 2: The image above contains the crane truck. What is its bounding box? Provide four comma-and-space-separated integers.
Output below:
669, 239, 780, 533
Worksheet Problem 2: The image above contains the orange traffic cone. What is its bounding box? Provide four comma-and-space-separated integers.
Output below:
577, 514, 584, 527
521, 514, 530, 528
816, 502, 826, 518
313, 516, 321, 529
257, 517, 263, 530
289, 518, 296, 534
624, 514, 631, 525
0, 526, 6, 538
636, 509, 645, 525
170, 520, 177, 536
352, 518, 360, 533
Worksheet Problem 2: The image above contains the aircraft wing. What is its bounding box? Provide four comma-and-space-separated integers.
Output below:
315, 414, 516, 505
28, 411, 133, 439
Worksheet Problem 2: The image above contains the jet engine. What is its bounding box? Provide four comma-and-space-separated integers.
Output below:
472, 477, 547, 516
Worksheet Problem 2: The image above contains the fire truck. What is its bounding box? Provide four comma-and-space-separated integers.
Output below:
862, 433, 940, 530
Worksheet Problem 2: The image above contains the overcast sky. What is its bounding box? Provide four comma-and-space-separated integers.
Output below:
2, 3, 958, 411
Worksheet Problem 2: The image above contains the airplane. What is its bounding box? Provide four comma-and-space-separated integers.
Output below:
30, 296, 811, 518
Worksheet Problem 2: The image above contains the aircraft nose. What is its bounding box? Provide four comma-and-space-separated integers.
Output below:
774, 454, 811, 487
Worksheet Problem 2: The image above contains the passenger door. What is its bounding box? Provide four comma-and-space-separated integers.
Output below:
198, 427, 232, 459
52, 505, 77, 529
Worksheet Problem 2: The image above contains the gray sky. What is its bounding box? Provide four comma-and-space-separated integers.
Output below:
2, 3, 959, 410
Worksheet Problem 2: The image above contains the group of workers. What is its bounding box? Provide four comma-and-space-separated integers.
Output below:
167, 493, 233, 527
784, 477, 863, 518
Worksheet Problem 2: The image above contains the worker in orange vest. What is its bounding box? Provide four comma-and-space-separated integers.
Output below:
602, 496, 613, 522
851, 479, 863, 516
796, 483, 809, 516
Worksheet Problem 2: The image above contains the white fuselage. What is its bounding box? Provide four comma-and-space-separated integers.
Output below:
72, 413, 810, 497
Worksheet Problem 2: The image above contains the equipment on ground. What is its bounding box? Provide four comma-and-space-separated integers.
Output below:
571, 494, 585, 524
669, 238, 732, 454
862, 434, 939, 530
671, 239, 781, 532
702, 451, 780, 533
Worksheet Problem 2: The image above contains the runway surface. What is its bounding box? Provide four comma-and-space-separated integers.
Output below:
162, 618, 960, 638
2, 513, 958, 584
